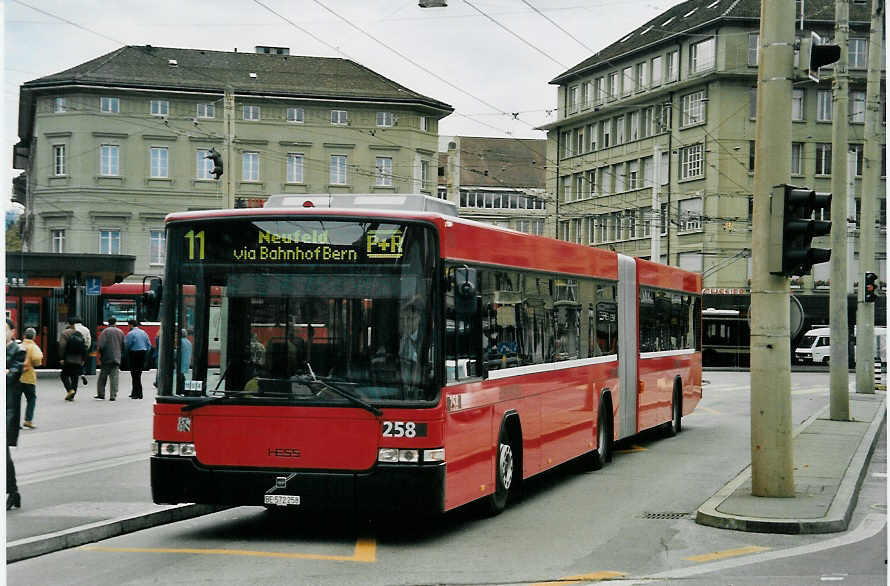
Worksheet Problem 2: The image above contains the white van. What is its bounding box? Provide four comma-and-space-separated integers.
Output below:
794, 326, 887, 365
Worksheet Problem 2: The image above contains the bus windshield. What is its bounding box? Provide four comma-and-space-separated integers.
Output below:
160, 218, 439, 406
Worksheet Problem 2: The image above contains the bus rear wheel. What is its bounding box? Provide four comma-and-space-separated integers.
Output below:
484, 427, 514, 515
666, 388, 682, 437
585, 403, 611, 471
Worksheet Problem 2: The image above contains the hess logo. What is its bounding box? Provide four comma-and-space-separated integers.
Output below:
267, 448, 302, 458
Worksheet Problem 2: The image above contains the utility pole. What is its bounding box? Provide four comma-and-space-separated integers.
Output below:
224, 87, 236, 209
856, 0, 883, 395
750, 0, 795, 497
652, 145, 662, 262
830, 0, 850, 420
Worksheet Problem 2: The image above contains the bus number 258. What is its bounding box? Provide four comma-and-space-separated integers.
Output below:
382, 421, 427, 438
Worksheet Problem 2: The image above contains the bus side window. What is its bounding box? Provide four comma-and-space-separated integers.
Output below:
446, 265, 483, 382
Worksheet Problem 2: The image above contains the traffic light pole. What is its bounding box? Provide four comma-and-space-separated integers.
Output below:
750, 0, 794, 497
830, 0, 851, 420
855, 0, 883, 395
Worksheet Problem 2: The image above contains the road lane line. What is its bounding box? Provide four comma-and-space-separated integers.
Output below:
18, 453, 148, 485
81, 536, 377, 563
683, 545, 769, 562
532, 571, 626, 585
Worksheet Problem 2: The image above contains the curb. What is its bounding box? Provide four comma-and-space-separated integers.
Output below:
6, 504, 230, 563
695, 394, 886, 534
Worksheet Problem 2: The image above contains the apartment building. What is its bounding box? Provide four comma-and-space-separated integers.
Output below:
541, 0, 885, 289
438, 136, 549, 235
14, 45, 453, 277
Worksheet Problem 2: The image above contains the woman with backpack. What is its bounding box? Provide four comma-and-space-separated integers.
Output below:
59, 317, 88, 401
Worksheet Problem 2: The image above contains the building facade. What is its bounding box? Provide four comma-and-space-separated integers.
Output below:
542, 0, 885, 291
15, 45, 453, 278
438, 136, 549, 235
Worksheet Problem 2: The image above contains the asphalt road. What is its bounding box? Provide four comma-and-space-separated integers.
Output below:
6, 371, 886, 585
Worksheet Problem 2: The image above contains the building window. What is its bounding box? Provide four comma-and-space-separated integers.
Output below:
815, 143, 832, 175
602, 120, 611, 148
679, 143, 704, 180
607, 72, 618, 99
791, 88, 804, 121
749, 87, 758, 118
748, 33, 760, 66
635, 62, 648, 91
150, 230, 166, 265
641, 206, 653, 237
650, 56, 663, 86
100, 97, 119, 113
286, 153, 304, 183
679, 198, 703, 232
690, 37, 715, 73
628, 160, 640, 189
375, 157, 393, 187
54, 97, 67, 113
568, 85, 579, 112
150, 100, 169, 116
581, 81, 591, 107
376, 112, 394, 127
196, 149, 214, 179
747, 141, 756, 171
641, 156, 653, 187
572, 218, 583, 244
242, 152, 260, 181
53, 144, 66, 176
331, 110, 348, 125
420, 160, 430, 190
850, 144, 864, 176
420, 116, 429, 131
150, 147, 168, 178
99, 229, 121, 255
660, 151, 669, 185
791, 142, 803, 175
615, 116, 625, 144
594, 77, 604, 103
630, 110, 640, 141
666, 50, 679, 81
850, 91, 866, 123
681, 90, 706, 126
197, 103, 215, 118
621, 67, 633, 96
243, 105, 261, 121
330, 155, 347, 184
660, 202, 668, 235
614, 163, 626, 192
51, 229, 65, 253
287, 107, 304, 123
560, 221, 570, 241
848, 38, 867, 68
100, 145, 119, 176
817, 90, 832, 121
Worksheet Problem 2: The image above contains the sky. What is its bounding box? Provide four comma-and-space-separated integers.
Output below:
2, 0, 683, 210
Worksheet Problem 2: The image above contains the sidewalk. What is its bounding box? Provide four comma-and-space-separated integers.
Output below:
697, 391, 886, 534
6, 370, 222, 563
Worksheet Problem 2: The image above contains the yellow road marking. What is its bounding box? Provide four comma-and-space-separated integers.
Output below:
533, 571, 626, 585
684, 545, 770, 562
81, 536, 376, 563
615, 444, 647, 454
695, 406, 722, 415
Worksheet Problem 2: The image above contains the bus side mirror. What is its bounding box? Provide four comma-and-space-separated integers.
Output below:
142, 277, 163, 322
454, 267, 477, 315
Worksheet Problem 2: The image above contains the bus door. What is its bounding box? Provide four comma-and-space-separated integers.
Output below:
617, 255, 638, 440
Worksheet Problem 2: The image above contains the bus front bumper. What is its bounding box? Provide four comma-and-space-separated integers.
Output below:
151, 457, 446, 514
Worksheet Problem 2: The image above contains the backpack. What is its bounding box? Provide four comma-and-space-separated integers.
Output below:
66, 330, 87, 358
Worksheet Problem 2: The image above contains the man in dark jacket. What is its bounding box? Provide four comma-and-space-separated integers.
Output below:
7, 318, 26, 509
59, 318, 86, 401
96, 317, 125, 401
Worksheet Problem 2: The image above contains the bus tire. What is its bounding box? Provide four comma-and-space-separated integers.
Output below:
586, 400, 612, 470
666, 386, 682, 437
484, 426, 514, 515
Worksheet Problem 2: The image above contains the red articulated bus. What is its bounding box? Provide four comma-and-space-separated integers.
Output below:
151, 194, 701, 515
100, 282, 161, 345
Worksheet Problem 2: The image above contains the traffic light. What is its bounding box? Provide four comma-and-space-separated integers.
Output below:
205, 148, 223, 180
864, 271, 879, 302
799, 31, 842, 83
768, 185, 832, 276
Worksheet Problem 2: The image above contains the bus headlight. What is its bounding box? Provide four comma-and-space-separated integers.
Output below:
398, 449, 419, 463
378, 447, 444, 464
158, 442, 196, 457
377, 448, 399, 463
423, 448, 445, 462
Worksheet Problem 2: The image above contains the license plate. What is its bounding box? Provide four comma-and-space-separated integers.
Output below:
264, 494, 301, 506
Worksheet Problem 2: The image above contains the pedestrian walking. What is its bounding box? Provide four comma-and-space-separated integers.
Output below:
6, 318, 26, 510
96, 317, 124, 401
59, 317, 88, 401
73, 317, 92, 386
19, 328, 43, 428
124, 319, 151, 399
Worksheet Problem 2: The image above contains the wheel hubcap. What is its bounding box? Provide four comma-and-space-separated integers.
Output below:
499, 443, 513, 490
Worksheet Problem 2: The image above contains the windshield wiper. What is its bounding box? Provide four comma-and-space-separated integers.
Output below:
181, 393, 232, 412
305, 363, 382, 418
